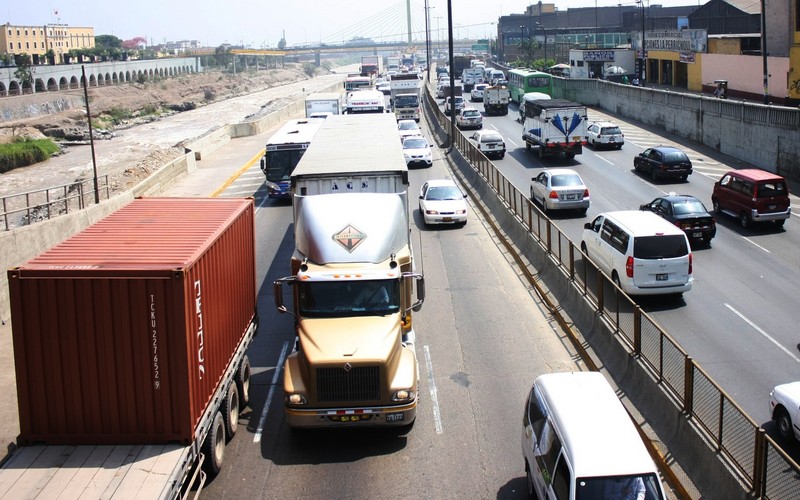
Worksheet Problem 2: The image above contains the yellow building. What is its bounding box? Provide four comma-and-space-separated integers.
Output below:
1, 23, 95, 64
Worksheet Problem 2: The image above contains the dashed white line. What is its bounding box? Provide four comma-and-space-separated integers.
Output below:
254, 340, 290, 443
725, 304, 800, 363
741, 236, 771, 253
423, 345, 443, 435
507, 138, 519, 148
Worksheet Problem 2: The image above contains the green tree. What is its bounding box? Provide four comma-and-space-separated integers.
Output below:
95, 34, 123, 50
14, 54, 33, 87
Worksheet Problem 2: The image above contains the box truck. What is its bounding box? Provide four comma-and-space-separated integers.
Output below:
522, 98, 588, 159
275, 114, 424, 429
1, 197, 258, 498
304, 92, 342, 118
360, 55, 383, 77
389, 73, 422, 122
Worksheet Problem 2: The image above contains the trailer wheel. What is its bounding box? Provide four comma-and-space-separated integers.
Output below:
202, 411, 225, 478
222, 382, 240, 441
235, 355, 252, 407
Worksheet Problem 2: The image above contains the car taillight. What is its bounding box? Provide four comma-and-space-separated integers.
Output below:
549, 191, 559, 199
583, 189, 589, 197
626, 256, 634, 278
688, 253, 693, 274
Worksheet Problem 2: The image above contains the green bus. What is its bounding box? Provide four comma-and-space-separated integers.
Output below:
507, 69, 553, 103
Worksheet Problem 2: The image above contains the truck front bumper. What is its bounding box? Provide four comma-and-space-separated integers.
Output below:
285, 400, 417, 428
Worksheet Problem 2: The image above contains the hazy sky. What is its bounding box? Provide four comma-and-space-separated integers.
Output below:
6, 0, 697, 48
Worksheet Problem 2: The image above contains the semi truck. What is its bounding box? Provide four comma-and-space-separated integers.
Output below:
360, 55, 383, 77
451, 55, 471, 80
389, 73, 421, 122
274, 114, 425, 429
482, 85, 510, 116
0, 197, 258, 498
304, 92, 342, 118
522, 98, 588, 159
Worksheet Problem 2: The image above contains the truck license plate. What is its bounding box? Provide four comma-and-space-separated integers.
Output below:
656, 273, 668, 281
386, 412, 405, 423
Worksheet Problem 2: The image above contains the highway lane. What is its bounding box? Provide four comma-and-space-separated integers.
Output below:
455, 94, 800, 434
197, 118, 584, 498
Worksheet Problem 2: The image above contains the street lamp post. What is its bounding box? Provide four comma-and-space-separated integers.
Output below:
520, 25, 525, 60
636, 0, 646, 84
536, 22, 547, 65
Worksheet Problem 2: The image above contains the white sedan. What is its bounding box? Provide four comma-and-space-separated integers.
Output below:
397, 119, 421, 142
418, 179, 468, 226
770, 381, 800, 443
529, 168, 590, 215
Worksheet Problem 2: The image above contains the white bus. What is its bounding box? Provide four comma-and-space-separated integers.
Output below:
260, 118, 326, 199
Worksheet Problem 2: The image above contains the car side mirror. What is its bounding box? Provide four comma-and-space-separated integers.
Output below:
583, 222, 592, 230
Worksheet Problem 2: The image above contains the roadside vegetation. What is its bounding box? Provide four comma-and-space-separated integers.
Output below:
0, 137, 60, 173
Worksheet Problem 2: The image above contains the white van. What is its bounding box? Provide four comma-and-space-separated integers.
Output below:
521, 372, 667, 500
581, 210, 692, 296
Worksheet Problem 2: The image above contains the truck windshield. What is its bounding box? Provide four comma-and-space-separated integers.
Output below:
265, 148, 307, 182
394, 95, 419, 107
297, 279, 400, 318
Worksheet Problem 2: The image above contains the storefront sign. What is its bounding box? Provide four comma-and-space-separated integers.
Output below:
679, 52, 696, 63
584, 50, 615, 62
645, 29, 707, 53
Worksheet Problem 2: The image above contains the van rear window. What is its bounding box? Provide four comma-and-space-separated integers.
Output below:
756, 181, 786, 198
633, 235, 688, 259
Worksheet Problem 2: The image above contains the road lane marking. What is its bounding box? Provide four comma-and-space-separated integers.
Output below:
423, 345, 444, 434
507, 138, 519, 147
742, 237, 771, 253
254, 340, 290, 443
595, 154, 614, 166
725, 304, 800, 363
210, 148, 265, 198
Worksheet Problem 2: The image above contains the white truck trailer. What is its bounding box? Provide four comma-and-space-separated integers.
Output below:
304, 92, 342, 118
482, 85, 511, 116
389, 73, 421, 122
275, 114, 424, 429
522, 98, 588, 160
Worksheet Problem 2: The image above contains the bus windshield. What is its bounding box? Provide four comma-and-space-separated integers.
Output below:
265, 148, 307, 182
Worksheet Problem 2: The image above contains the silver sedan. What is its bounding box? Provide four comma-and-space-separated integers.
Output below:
529, 168, 590, 215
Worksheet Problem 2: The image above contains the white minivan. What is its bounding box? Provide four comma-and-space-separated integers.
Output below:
521, 372, 667, 500
581, 210, 692, 296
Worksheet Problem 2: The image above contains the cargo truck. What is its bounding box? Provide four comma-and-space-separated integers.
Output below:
0, 197, 258, 499
522, 98, 588, 160
274, 114, 424, 429
345, 89, 386, 114
386, 56, 401, 73
304, 92, 342, 118
360, 55, 383, 77
451, 55, 471, 80
389, 73, 421, 122
482, 85, 510, 116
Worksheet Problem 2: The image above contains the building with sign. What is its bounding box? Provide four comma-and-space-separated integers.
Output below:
568, 49, 635, 79
1, 23, 95, 65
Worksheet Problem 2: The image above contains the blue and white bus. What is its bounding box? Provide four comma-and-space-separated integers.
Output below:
260, 118, 325, 199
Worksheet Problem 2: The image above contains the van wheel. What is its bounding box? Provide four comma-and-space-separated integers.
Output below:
580, 241, 588, 257
774, 219, 786, 228
222, 382, 240, 441
712, 199, 721, 214
525, 462, 539, 500
202, 411, 226, 478
776, 408, 795, 442
739, 213, 751, 228
612, 271, 621, 289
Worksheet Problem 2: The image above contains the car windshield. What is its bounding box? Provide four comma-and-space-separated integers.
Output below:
426, 186, 462, 201
398, 121, 418, 131
481, 134, 502, 143
601, 126, 621, 135
575, 473, 663, 500
297, 280, 400, 318
633, 235, 688, 259
664, 151, 689, 163
404, 138, 427, 149
672, 199, 707, 215
551, 174, 583, 187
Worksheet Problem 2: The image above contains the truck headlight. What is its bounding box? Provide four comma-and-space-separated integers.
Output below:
391, 389, 415, 402
285, 393, 307, 405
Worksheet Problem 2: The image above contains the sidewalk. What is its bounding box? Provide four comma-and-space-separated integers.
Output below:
0, 105, 306, 465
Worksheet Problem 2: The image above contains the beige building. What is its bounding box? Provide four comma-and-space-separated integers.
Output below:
1, 23, 95, 64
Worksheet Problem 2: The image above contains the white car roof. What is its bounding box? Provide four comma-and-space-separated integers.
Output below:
425, 179, 457, 188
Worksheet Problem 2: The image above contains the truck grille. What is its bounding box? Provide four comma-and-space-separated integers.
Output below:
317, 366, 381, 402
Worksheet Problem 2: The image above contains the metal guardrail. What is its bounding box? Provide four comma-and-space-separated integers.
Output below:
1, 176, 110, 231
426, 88, 800, 499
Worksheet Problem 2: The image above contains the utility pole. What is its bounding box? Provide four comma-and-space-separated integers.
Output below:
761, 0, 769, 104
406, 0, 412, 44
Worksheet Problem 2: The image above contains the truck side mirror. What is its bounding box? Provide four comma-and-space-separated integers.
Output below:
273, 277, 296, 316
413, 276, 425, 312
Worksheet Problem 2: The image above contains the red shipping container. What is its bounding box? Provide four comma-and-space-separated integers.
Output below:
7, 197, 257, 445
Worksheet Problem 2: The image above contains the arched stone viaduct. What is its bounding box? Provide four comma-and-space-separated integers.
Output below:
0, 57, 202, 96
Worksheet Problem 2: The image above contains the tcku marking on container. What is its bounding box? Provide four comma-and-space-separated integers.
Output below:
194, 280, 206, 380
149, 294, 160, 390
